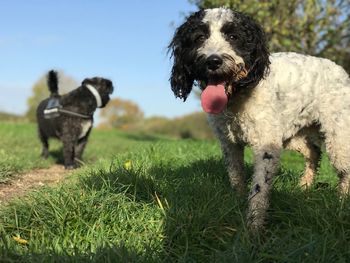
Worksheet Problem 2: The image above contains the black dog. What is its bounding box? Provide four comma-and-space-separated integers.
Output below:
36, 70, 114, 169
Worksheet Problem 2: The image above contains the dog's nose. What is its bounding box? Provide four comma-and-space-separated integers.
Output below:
206, 55, 223, 71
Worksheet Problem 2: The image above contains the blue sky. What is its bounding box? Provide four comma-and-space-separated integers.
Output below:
0, 0, 200, 117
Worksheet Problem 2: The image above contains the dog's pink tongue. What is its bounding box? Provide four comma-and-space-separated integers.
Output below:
201, 84, 228, 114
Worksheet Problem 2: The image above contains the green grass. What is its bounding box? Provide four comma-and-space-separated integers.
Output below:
1, 122, 350, 262
0, 122, 159, 182
0, 122, 50, 182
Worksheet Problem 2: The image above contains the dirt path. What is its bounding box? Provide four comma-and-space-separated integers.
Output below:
0, 165, 68, 205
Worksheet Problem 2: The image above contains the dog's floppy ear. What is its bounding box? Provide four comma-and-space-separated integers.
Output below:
236, 13, 270, 88
168, 10, 205, 101
169, 52, 194, 101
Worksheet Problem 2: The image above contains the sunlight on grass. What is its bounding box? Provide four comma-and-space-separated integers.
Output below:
1, 122, 350, 262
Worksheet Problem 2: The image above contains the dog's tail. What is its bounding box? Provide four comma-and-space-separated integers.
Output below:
47, 70, 59, 96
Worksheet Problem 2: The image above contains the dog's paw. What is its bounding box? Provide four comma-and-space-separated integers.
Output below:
41, 154, 49, 159
64, 164, 76, 170
41, 150, 49, 159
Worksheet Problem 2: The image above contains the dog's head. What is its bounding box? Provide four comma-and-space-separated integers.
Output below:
82, 77, 114, 108
168, 8, 270, 101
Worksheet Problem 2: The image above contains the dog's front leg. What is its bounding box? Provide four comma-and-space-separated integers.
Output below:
75, 137, 89, 164
62, 137, 76, 170
208, 115, 245, 193
222, 142, 245, 194
247, 144, 281, 231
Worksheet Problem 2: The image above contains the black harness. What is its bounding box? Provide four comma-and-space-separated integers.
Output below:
43, 97, 91, 119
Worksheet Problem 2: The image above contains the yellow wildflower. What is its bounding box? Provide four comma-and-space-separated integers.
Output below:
124, 160, 132, 170
13, 236, 29, 245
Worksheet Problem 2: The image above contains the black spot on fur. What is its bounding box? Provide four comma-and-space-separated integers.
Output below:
263, 152, 273, 160
254, 183, 260, 193
248, 183, 261, 200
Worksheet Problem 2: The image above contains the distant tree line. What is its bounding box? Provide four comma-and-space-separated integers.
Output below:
99, 100, 213, 139
0, 112, 24, 122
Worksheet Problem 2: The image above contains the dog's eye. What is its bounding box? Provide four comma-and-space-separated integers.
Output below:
195, 34, 206, 43
228, 34, 237, 41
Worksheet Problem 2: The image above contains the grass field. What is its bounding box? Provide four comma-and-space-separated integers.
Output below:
1, 122, 350, 262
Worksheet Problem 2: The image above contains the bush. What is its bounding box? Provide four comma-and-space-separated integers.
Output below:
125, 112, 214, 140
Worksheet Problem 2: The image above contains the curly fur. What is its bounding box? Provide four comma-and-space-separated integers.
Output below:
36, 70, 114, 169
169, 8, 270, 100
169, 7, 350, 231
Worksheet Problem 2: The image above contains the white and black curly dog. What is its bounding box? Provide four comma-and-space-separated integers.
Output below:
169, 7, 350, 230
36, 70, 113, 169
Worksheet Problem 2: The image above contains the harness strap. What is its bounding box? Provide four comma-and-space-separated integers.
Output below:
58, 108, 91, 119
44, 107, 91, 119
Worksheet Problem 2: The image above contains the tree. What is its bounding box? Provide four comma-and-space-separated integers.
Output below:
190, 0, 350, 73
26, 71, 78, 122
99, 98, 144, 130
